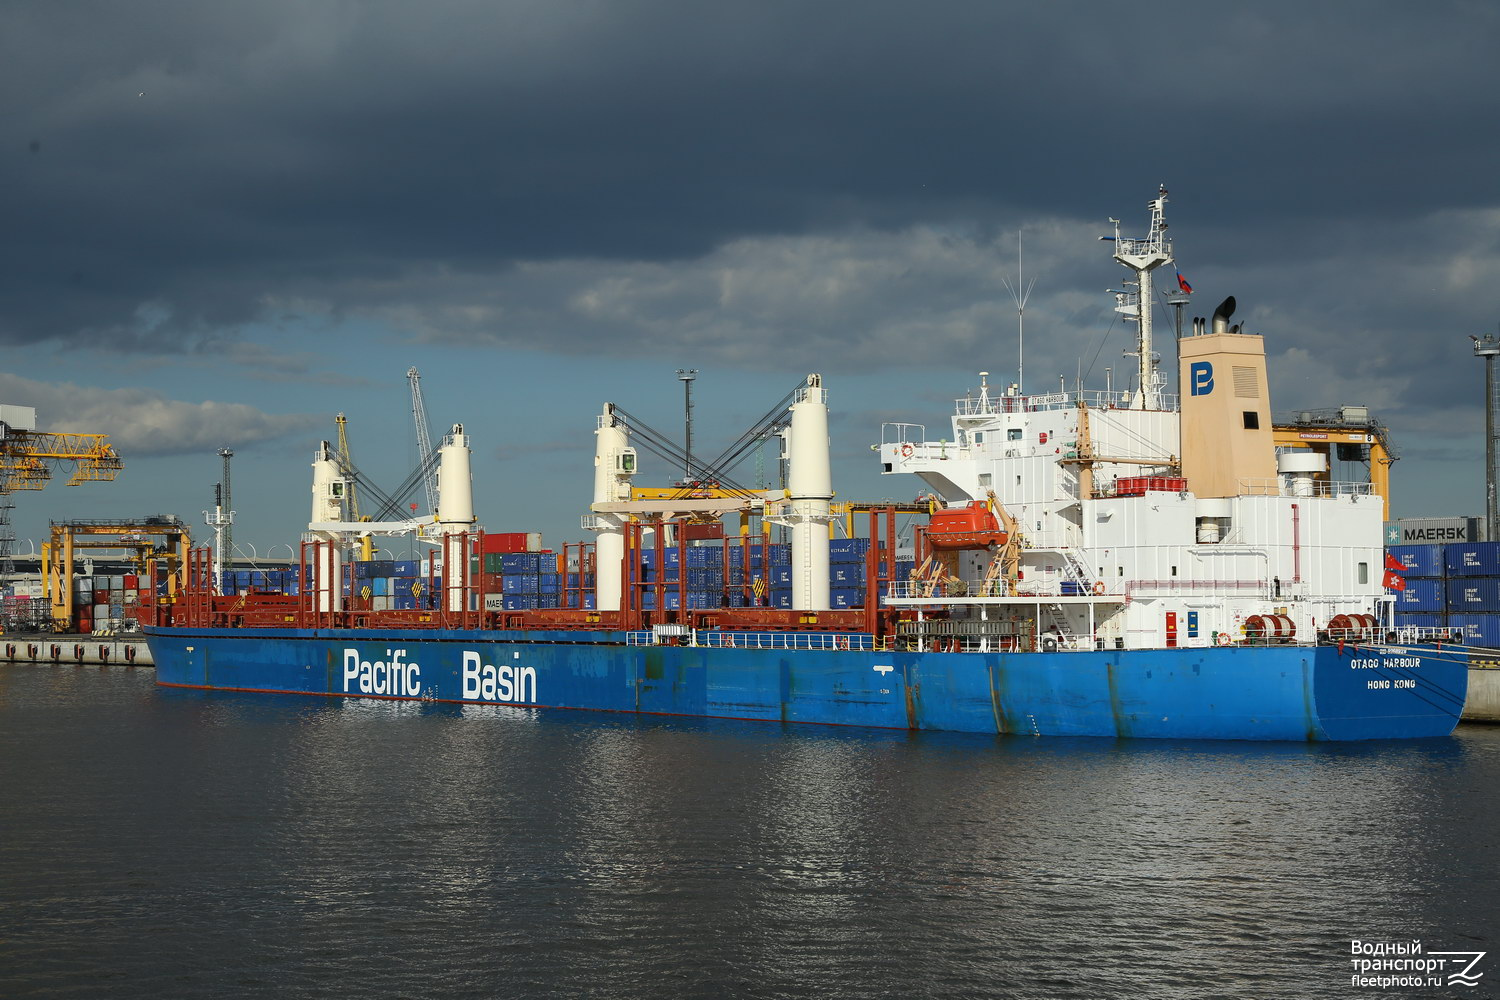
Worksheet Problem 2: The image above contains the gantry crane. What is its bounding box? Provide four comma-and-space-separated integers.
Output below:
0, 405, 123, 581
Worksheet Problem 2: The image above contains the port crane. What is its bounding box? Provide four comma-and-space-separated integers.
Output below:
0, 405, 123, 580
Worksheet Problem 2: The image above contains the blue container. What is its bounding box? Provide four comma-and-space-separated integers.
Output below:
1387, 544, 1444, 577
830, 588, 863, 609
831, 564, 863, 585
502, 575, 538, 594
685, 548, 722, 568
1446, 542, 1500, 577
829, 538, 871, 561
1450, 613, 1500, 647
499, 552, 539, 574
768, 545, 790, 566
1394, 577, 1444, 612
1447, 577, 1500, 610
1394, 612, 1444, 628
393, 594, 415, 610
501, 594, 539, 610
770, 592, 792, 609
772, 566, 793, 586
372, 577, 389, 597
393, 560, 418, 577
640, 591, 682, 611
582, 594, 596, 610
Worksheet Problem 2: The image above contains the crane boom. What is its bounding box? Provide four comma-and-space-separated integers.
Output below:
407, 367, 439, 516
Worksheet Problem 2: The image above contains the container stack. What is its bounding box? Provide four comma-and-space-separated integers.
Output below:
1445, 541, 1500, 646
70, 572, 147, 632
1388, 541, 1500, 645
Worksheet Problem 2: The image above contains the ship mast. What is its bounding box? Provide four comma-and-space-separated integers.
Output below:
1106, 186, 1174, 409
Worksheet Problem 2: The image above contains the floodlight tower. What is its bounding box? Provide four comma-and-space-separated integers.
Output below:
1474, 330, 1500, 540
676, 369, 698, 485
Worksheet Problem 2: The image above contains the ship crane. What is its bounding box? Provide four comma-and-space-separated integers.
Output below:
408, 367, 439, 517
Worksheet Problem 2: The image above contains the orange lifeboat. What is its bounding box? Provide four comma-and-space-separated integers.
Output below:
926, 501, 1008, 550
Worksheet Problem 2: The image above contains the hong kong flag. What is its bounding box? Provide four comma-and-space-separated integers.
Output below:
1383, 570, 1407, 591
1385, 552, 1406, 573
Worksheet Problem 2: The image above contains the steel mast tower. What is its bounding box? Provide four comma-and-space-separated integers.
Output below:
1474, 330, 1500, 540
1107, 185, 1174, 410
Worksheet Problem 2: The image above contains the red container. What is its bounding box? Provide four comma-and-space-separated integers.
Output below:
482, 532, 540, 554
124, 574, 139, 589
75, 613, 92, 634
93, 589, 110, 605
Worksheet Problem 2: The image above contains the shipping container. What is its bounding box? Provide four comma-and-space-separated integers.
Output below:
829, 538, 871, 561
1394, 612, 1445, 628
482, 532, 541, 554
1392, 516, 1483, 544
1447, 578, 1500, 610
1450, 613, 1500, 647
1386, 544, 1444, 577
499, 552, 542, 574
830, 588, 863, 609
1446, 542, 1500, 577
1394, 578, 1444, 613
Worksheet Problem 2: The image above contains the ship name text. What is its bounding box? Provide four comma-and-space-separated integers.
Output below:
342, 648, 422, 697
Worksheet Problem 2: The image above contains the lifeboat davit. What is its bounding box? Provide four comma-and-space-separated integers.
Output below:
926, 501, 1008, 550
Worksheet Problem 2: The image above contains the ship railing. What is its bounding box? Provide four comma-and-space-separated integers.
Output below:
952, 390, 1179, 416
1235, 477, 1376, 499
625, 630, 877, 651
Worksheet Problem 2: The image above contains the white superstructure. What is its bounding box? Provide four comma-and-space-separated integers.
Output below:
876, 191, 1389, 651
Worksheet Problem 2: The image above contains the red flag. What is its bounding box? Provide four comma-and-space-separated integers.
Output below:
1383, 571, 1407, 591
1176, 271, 1193, 294
1385, 552, 1406, 573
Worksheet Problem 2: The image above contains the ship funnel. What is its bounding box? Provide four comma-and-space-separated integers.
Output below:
1211, 296, 1237, 334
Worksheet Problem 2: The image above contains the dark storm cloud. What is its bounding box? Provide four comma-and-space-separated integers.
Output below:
1, 0, 1496, 373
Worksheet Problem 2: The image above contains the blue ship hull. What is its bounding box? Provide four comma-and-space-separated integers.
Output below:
144, 627, 1467, 741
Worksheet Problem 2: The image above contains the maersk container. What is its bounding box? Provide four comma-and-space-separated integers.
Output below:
1387, 544, 1444, 577
1394, 578, 1444, 612
1447, 577, 1500, 610
1446, 541, 1500, 577
1450, 613, 1500, 647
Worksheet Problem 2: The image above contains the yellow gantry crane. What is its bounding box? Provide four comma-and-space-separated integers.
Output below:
0, 405, 124, 629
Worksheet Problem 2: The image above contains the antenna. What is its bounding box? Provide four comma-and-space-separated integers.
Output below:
1475, 328, 1500, 540
204, 448, 235, 592
1107, 185, 1174, 409
1001, 230, 1037, 395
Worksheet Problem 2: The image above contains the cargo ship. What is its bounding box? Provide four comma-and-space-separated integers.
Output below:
145, 190, 1468, 740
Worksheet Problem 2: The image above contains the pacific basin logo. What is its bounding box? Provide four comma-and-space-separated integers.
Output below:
342, 647, 422, 697
461, 650, 537, 704
1189, 361, 1214, 396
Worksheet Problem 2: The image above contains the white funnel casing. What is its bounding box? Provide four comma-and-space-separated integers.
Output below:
436, 424, 475, 533
787, 374, 833, 611
590, 404, 636, 611
310, 441, 347, 527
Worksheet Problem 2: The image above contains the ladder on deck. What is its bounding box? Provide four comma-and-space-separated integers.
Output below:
1045, 604, 1078, 650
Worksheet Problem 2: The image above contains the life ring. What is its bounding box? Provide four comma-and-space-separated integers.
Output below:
900, 443, 914, 458
1092, 581, 1105, 595
1214, 632, 1232, 646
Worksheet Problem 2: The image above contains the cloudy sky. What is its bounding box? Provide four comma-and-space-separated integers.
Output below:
3, 0, 1497, 557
